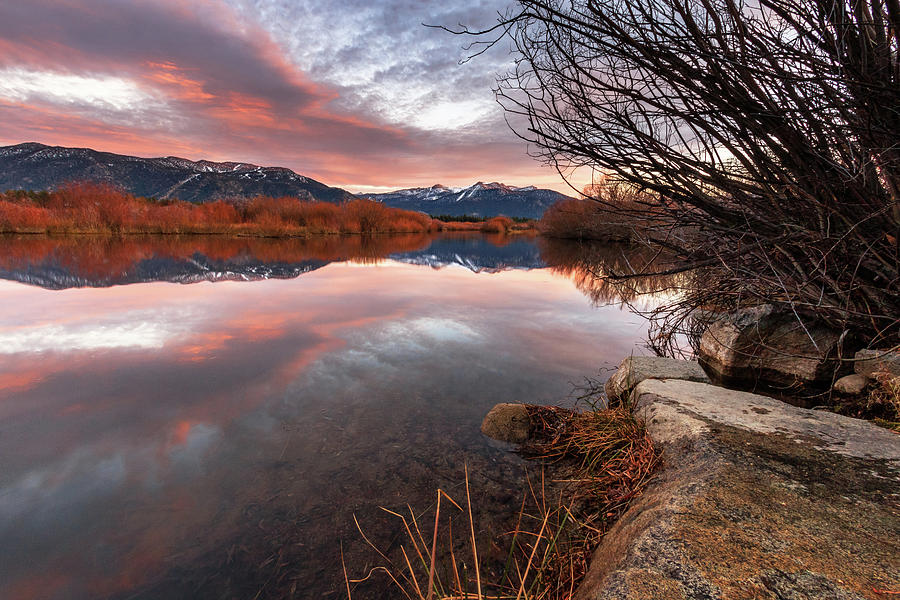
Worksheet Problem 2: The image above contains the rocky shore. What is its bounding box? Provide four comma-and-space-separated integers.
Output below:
482, 352, 900, 599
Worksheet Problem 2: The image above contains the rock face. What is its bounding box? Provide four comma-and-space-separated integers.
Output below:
604, 356, 710, 403
854, 348, 900, 379
481, 403, 532, 443
698, 305, 846, 388
576, 379, 900, 600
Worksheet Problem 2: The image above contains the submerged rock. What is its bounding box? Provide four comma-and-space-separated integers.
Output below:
576, 379, 900, 600
604, 356, 710, 403
698, 304, 846, 388
855, 348, 900, 379
481, 403, 532, 443
833, 373, 868, 396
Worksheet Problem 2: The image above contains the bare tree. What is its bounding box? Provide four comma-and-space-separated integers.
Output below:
454, 0, 900, 350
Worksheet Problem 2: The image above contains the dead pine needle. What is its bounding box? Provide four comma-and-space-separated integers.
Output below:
341, 543, 352, 600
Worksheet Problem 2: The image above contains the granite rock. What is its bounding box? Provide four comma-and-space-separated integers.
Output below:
854, 348, 900, 379
481, 403, 532, 443
605, 356, 710, 404
698, 305, 846, 388
576, 379, 900, 600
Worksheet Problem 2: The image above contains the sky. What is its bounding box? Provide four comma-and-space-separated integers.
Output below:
0, 0, 580, 194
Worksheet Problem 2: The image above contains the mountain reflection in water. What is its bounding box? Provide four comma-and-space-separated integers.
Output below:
0, 233, 666, 600
0, 233, 548, 288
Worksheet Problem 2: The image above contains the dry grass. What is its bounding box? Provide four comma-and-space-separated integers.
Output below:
433, 218, 536, 234
521, 405, 660, 520
479, 217, 515, 234
0, 183, 479, 236
0, 184, 538, 238
868, 371, 900, 432
346, 405, 659, 599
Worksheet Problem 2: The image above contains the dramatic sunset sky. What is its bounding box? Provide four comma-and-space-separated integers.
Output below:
0, 0, 580, 193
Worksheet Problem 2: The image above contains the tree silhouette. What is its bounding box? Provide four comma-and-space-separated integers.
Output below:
455, 0, 899, 349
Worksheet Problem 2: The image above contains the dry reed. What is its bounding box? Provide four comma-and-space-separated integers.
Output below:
0, 183, 481, 236
347, 404, 659, 599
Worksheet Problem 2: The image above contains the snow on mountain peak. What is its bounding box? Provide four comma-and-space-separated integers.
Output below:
0, 142, 354, 203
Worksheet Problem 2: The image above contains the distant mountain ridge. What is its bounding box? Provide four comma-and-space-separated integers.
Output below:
0, 142, 355, 204
366, 182, 573, 219
0, 142, 570, 218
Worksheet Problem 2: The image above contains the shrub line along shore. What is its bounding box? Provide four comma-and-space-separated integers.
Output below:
0, 183, 535, 237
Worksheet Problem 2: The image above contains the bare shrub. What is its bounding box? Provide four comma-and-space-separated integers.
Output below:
480, 215, 514, 233
0, 186, 439, 236
540, 179, 661, 242
453, 0, 900, 350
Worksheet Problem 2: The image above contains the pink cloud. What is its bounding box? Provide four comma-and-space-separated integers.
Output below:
0, 0, 575, 192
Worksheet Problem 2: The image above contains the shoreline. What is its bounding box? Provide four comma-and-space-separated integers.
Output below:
476, 356, 899, 599
0, 185, 537, 239
0, 229, 518, 237
0, 228, 538, 238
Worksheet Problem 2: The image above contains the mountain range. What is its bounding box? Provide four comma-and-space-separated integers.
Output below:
0, 143, 571, 218
365, 183, 572, 220
0, 142, 354, 204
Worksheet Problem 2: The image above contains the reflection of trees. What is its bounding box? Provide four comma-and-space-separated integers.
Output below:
538, 238, 686, 306
0, 232, 532, 283
0, 234, 436, 280
0, 234, 691, 306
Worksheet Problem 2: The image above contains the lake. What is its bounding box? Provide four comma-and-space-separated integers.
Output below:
0, 233, 658, 599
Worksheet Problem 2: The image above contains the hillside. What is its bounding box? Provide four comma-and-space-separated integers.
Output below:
366, 182, 574, 219
0, 143, 355, 204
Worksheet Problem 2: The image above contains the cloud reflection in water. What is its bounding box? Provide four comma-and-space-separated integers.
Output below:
0, 238, 656, 599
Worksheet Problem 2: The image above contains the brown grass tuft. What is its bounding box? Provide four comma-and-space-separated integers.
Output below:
347, 404, 659, 599
868, 371, 900, 432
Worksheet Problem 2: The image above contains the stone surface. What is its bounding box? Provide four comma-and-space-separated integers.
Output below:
481, 403, 532, 443
698, 304, 847, 388
576, 379, 900, 600
855, 348, 900, 379
605, 356, 711, 403
833, 373, 869, 396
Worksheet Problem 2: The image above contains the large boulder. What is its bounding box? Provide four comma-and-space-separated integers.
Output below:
481, 403, 532, 443
605, 356, 710, 403
698, 305, 846, 388
576, 379, 900, 600
854, 348, 900, 379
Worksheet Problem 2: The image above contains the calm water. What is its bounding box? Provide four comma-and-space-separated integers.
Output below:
0, 234, 656, 599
